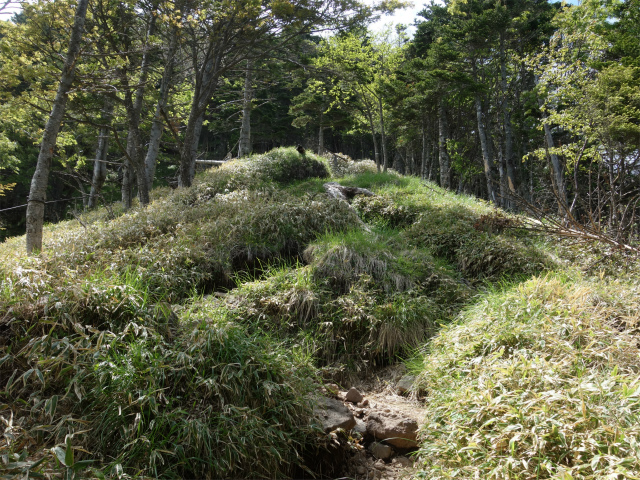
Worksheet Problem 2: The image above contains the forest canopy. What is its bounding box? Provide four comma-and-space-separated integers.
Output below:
0, 0, 638, 246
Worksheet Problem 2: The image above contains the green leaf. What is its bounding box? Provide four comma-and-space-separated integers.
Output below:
53, 446, 67, 467
65, 437, 74, 467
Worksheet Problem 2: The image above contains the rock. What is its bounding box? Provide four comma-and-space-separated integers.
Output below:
353, 418, 367, 435
393, 456, 413, 467
397, 375, 416, 394
345, 387, 364, 403
374, 459, 387, 470
325, 383, 340, 396
357, 399, 370, 408
314, 397, 356, 432
356, 465, 366, 475
366, 411, 419, 448
371, 442, 393, 460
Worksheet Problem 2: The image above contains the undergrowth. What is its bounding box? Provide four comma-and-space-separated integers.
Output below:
413, 275, 640, 479
0, 146, 581, 478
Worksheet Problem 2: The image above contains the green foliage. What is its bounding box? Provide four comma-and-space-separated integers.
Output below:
414, 274, 640, 479
227, 228, 469, 370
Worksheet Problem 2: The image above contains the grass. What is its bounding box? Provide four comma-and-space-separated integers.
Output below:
2, 145, 618, 479
412, 274, 640, 479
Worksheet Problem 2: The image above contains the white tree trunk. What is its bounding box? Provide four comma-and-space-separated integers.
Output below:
26, 0, 88, 254
438, 100, 450, 189
238, 60, 253, 157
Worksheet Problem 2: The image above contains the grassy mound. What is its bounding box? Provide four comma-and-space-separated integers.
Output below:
350, 177, 557, 281
182, 146, 329, 204
413, 274, 640, 479
226, 229, 470, 370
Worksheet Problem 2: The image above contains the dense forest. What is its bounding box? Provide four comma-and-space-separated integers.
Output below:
0, 0, 638, 243
2, 0, 640, 479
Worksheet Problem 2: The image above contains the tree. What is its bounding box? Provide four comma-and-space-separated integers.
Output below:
25, 0, 88, 253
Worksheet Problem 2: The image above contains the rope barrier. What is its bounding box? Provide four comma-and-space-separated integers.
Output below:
0, 196, 86, 214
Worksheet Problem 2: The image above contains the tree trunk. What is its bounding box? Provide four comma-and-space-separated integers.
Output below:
500, 33, 516, 208
378, 98, 388, 172
145, 30, 179, 187
88, 102, 114, 209
438, 100, 450, 189
476, 96, 495, 204
238, 59, 253, 157
179, 48, 219, 188
318, 124, 325, 155
543, 121, 567, 210
367, 111, 380, 172
421, 122, 426, 180
498, 147, 507, 208
26, 0, 88, 254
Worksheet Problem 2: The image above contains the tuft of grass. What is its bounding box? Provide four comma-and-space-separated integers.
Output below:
413, 274, 640, 479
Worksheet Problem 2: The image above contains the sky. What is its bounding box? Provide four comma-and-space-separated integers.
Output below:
368, 1, 430, 35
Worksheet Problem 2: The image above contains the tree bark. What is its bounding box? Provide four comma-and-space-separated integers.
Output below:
500, 33, 516, 208
438, 100, 450, 189
421, 121, 426, 180
88, 102, 114, 209
26, 0, 88, 254
145, 29, 179, 187
238, 59, 253, 157
378, 97, 388, 172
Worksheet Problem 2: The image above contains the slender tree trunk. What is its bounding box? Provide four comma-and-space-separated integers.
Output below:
500, 33, 516, 208
318, 124, 325, 155
476, 96, 495, 204
378, 98, 388, 172
367, 111, 380, 171
473, 59, 496, 204
179, 47, 219, 187
238, 59, 253, 157
421, 121, 427, 180
145, 30, 179, 187
438, 99, 450, 189
121, 15, 155, 208
26, 0, 88, 254
498, 147, 507, 208
88, 102, 114, 208
543, 121, 567, 209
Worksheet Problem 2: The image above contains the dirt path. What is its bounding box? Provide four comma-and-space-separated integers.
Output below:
334, 365, 428, 480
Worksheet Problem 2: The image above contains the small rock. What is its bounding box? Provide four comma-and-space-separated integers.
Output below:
371, 442, 394, 460
366, 411, 419, 448
313, 397, 356, 432
374, 459, 387, 470
357, 399, 370, 408
356, 465, 366, 475
397, 375, 416, 394
353, 418, 367, 435
393, 456, 413, 467
325, 383, 340, 396
345, 387, 364, 403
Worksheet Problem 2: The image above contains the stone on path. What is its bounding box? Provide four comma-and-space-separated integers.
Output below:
366, 411, 419, 448
346, 386, 364, 403
396, 375, 416, 394
371, 442, 393, 460
314, 397, 356, 432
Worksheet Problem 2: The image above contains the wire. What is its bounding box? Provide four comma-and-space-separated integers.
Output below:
0, 196, 87, 214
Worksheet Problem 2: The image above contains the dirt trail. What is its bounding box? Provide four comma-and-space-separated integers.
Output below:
335, 365, 428, 480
